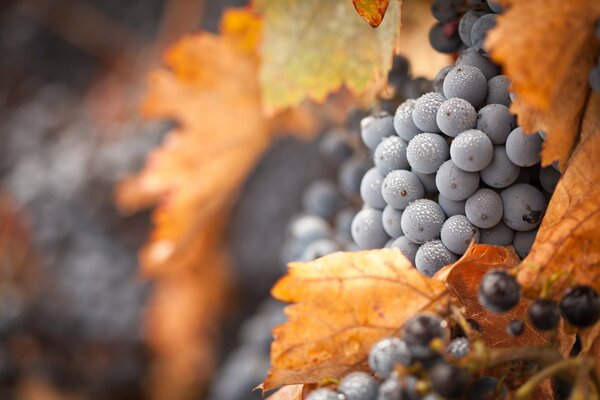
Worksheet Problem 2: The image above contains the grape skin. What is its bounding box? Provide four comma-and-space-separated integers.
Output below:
306, 388, 341, 400
381, 170, 425, 210
400, 199, 446, 244
505, 127, 542, 167
338, 372, 379, 400
415, 240, 457, 277
360, 167, 386, 209
436, 98, 477, 137
471, 13, 497, 51
479, 221, 515, 246
374, 136, 410, 175
361, 112, 395, 150
450, 129, 494, 172
300, 239, 340, 261
441, 215, 480, 255
394, 100, 422, 142
412, 92, 445, 133
368, 337, 411, 378
443, 65, 488, 108
319, 129, 352, 165
465, 188, 503, 229
539, 165, 561, 193
486, 75, 512, 107
390, 236, 420, 264
500, 183, 547, 231
351, 208, 389, 249
458, 10, 488, 47
456, 47, 500, 80
438, 194, 466, 217
433, 65, 453, 95
476, 104, 516, 145
302, 180, 342, 219
429, 22, 462, 54
382, 205, 404, 238
406, 133, 449, 174
513, 229, 538, 259
436, 160, 480, 201
480, 146, 520, 188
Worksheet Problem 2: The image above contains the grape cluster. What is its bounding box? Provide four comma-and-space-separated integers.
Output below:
351, 1, 561, 277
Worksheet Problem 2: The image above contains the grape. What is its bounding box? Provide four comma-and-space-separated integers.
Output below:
429, 22, 462, 54
302, 180, 342, 219
384, 239, 395, 248
505, 127, 542, 167
528, 299, 560, 331
465, 188, 503, 229
431, 0, 466, 23
415, 240, 457, 277
300, 239, 340, 261
433, 65, 453, 95
412, 92, 445, 133
456, 47, 500, 80
468, 376, 507, 400
374, 136, 410, 175
402, 313, 447, 359
500, 183, 547, 231
443, 65, 488, 108
400, 199, 446, 244
360, 168, 386, 209
436, 160, 480, 201
382, 205, 404, 238
412, 170, 438, 194
361, 112, 395, 150
512, 229, 537, 259
478, 269, 521, 313
338, 372, 379, 400
351, 208, 390, 249
319, 129, 353, 165
378, 375, 420, 400
507, 319, 524, 336
479, 221, 515, 246
388, 55, 411, 92
436, 98, 477, 137
480, 146, 520, 188
458, 10, 488, 47
447, 337, 470, 359
306, 388, 341, 400
438, 194, 466, 217
382, 170, 425, 210
471, 13, 497, 51
450, 129, 494, 172
288, 215, 330, 245
390, 236, 420, 265
394, 100, 422, 142
487, 0, 504, 13
486, 75, 512, 107
368, 337, 411, 378
559, 286, 600, 328
430, 362, 470, 399
339, 157, 372, 197
406, 133, 449, 174
539, 166, 560, 193
476, 104, 516, 145
403, 77, 435, 100
590, 66, 600, 92
335, 208, 357, 242
441, 215, 480, 255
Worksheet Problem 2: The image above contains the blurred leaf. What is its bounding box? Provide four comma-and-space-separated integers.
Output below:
263, 249, 447, 390
254, 0, 401, 112
352, 0, 390, 27
486, 0, 600, 169
265, 384, 310, 400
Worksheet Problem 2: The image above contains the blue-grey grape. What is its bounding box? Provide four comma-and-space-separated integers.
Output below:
415, 240, 458, 277
302, 180, 342, 219
487, 0, 504, 13
456, 47, 500, 80
447, 337, 470, 359
394, 100, 422, 141
433, 65, 453, 95
450, 129, 494, 172
539, 166, 561, 194
382, 205, 404, 238
480, 146, 520, 188
319, 129, 353, 165
458, 10, 488, 47
412, 92, 445, 133
486, 75, 512, 107
382, 170, 425, 210
306, 388, 341, 400
436, 98, 477, 137
402, 313, 448, 358
476, 104, 516, 145
443, 65, 488, 108
505, 127, 542, 167
374, 136, 410, 175
338, 372, 379, 400
361, 112, 395, 150
412, 170, 438, 194
429, 22, 462, 54
368, 337, 411, 378
431, 0, 466, 23
438, 194, 466, 217
441, 215, 480, 255
288, 214, 330, 244
401, 199, 446, 244
406, 133, 449, 174
339, 157, 372, 197
360, 167, 386, 209
351, 208, 389, 249
500, 183, 547, 231
471, 13, 497, 51
513, 229, 538, 259
479, 221, 515, 246
436, 160, 480, 201
390, 236, 420, 264
300, 239, 340, 261
465, 188, 503, 229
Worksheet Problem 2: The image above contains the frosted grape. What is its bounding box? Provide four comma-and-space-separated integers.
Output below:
415, 240, 458, 277
374, 136, 409, 175
382, 205, 404, 238
479, 221, 515, 246
390, 236, 420, 264
360, 167, 386, 209
443, 65, 488, 108
412, 92, 445, 133
465, 188, 503, 229
476, 104, 516, 145
450, 129, 494, 172
394, 100, 422, 142
438, 194, 466, 217
505, 127, 542, 167
459, 10, 488, 47
441, 215, 480, 255
368, 337, 411, 378
436, 160, 480, 201
471, 14, 497, 51
381, 170, 425, 210
351, 208, 390, 249
480, 146, 520, 188
436, 98, 477, 137
338, 372, 379, 400
486, 75, 512, 107
361, 112, 395, 150
456, 47, 500, 80
500, 183, 547, 231
400, 199, 446, 244
406, 133, 449, 174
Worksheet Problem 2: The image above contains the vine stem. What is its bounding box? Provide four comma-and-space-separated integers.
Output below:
514, 358, 582, 399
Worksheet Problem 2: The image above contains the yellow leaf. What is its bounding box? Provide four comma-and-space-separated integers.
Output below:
263, 249, 447, 390
352, 0, 390, 28
254, 0, 401, 112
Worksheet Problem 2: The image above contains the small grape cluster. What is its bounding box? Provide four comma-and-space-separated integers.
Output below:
351, 1, 561, 277
589, 19, 600, 92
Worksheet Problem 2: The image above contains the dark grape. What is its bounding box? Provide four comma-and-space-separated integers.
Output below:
478, 269, 521, 313
528, 299, 560, 331
559, 286, 600, 328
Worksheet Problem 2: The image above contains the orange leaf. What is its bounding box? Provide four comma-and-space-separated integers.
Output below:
486, 0, 600, 169
263, 249, 447, 390
352, 0, 390, 28
265, 384, 311, 400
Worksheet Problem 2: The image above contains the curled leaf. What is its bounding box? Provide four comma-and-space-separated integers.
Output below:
264, 249, 447, 390
352, 0, 391, 28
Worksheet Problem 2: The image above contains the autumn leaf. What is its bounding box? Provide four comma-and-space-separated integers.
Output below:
254, 0, 401, 112
263, 249, 447, 391
265, 384, 311, 400
485, 0, 600, 169
352, 0, 390, 28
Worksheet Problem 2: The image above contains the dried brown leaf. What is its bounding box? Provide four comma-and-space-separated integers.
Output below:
352, 0, 390, 28
486, 0, 600, 169
263, 249, 447, 391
